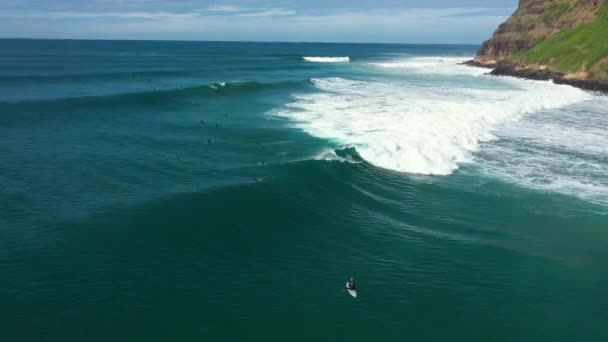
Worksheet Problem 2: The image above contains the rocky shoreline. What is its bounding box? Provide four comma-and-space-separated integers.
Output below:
462, 60, 608, 95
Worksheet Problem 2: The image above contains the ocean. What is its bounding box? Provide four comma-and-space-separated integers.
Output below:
1, 39, 607, 341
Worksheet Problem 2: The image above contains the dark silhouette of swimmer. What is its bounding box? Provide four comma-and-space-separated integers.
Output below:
215, 123, 220, 128
258, 161, 267, 166
347, 277, 356, 290
200, 120, 205, 124
206, 139, 214, 144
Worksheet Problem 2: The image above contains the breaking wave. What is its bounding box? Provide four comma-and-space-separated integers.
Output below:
370, 56, 487, 75
277, 75, 589, 175
275, 56, 607, 204
303, 56, 350, 63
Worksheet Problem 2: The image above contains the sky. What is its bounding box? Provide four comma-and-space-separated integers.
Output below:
0, 1, 518, 43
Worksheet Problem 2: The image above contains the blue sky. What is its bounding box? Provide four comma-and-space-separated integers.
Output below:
0, 1, 517, 43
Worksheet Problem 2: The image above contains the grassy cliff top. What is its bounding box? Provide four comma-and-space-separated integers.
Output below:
521, 1, 608, 79
476, 0, 608, 82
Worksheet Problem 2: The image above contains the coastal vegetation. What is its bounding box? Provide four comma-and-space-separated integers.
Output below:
475, 0, 608, 89
522, 1, 608, 79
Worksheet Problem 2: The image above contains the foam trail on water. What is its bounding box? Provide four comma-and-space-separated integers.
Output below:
473, 96, 608, 205
303, 56, 350, 63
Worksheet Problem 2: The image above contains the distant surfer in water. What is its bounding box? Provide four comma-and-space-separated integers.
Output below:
347, 277, 356, 290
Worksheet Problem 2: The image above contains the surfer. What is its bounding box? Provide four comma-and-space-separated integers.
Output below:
347, 277, 356, 290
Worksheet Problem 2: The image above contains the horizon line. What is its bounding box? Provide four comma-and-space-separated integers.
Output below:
0, 37, 483, 46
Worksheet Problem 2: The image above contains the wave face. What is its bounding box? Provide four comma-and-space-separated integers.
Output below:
303, 56, 350, 63
0, 80, 305, 108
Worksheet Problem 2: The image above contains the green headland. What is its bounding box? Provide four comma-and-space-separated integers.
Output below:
474, 0, 608, 91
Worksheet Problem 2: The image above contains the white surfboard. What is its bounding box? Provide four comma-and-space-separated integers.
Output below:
346, 282, 357, 298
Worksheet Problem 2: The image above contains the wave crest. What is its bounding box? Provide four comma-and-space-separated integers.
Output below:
370, 56, 487, 76
314, 146, 364, 163
3, 79, 307, 106
303, 56, 350, 63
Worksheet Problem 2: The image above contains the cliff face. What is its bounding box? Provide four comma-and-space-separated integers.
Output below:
474, 0, 608, 91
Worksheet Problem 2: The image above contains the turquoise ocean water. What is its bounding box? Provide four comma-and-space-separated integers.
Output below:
1, 40, 607, 341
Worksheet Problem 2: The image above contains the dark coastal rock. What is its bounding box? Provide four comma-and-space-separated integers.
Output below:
460, 60, 494, 69
489, 63, 564, 80
489, 62, 608, 94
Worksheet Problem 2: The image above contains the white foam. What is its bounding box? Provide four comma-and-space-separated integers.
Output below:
313, 148, 363, 163
277, 74, 590, 175
303, 56, 350, 63
370, 56, 487, 76
209, 82, 226, 90
314, 149, 348, 162
473, 96, 608, 205
276, 56, 608, 204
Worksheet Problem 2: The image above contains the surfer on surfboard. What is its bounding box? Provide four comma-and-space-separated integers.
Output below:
346, 277, 357, 298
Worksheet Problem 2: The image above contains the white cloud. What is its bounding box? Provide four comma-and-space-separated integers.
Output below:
0, 7, 513, 43
201, 5, 243, 13
0, 7, 296, 21
0, 10, 201, 20
236, 8, 296, 17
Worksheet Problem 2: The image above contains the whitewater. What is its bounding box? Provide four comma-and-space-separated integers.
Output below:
277, 56, 607, 205
303, 56, 351, 63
